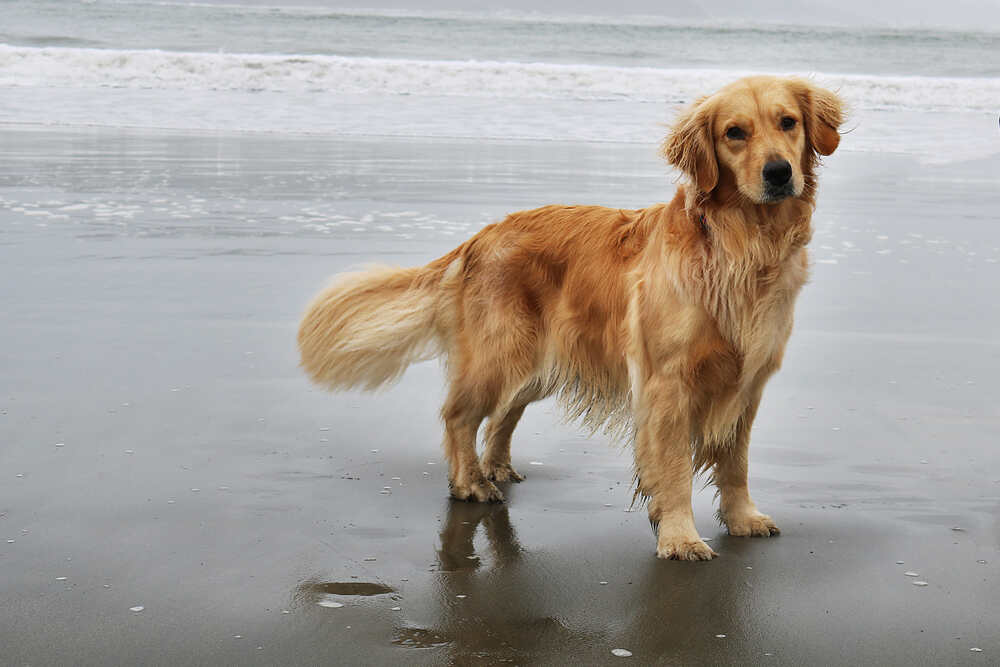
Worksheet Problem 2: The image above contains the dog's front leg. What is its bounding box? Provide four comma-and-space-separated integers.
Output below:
715, 392, 779, 537
635, 373, 717, 561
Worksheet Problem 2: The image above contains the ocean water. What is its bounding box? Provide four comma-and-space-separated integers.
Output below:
1, 0, 998, 161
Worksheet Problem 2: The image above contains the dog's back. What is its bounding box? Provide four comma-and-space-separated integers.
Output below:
298, 203, 658, 412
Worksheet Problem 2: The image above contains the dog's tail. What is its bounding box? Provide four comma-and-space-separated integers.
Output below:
297, 256, 457, 391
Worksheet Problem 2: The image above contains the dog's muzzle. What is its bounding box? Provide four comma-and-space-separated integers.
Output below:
761, 159, 795, 202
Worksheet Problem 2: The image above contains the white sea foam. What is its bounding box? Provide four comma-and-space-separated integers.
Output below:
0, 44, 996, 113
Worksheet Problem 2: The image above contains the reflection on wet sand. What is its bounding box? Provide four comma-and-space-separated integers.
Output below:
404, 497, 589, 662
435, 494, 523, 573
390, 499, 533, 653
394, 496, 754, 663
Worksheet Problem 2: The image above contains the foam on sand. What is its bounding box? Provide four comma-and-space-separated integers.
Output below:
0, 44, 996, 113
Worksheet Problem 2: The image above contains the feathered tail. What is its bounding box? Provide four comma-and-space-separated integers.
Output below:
297, 262, 451, 391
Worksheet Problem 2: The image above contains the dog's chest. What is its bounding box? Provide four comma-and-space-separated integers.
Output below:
716, 252, 808, 387
693, 259, 805, 442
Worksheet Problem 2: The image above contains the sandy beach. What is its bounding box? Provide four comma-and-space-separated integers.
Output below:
2, 125, 999, 665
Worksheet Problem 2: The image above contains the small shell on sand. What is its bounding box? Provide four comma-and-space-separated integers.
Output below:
317, 599, 344, 608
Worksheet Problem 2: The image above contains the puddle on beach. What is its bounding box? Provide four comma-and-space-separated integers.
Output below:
310, 581, 396, 596
294, 577, 398, 611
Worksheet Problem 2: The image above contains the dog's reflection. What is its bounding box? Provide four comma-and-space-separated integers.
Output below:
419, 496, 755, 662
295, 492, 754, 662
435, 494, 522, 572
411, 495, 592, 661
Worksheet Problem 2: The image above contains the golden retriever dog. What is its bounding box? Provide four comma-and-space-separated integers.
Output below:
298, 76, 843, 560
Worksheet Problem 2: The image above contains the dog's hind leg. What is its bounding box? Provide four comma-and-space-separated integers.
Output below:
443, 412, 500, 502
441, 275, 540, 501
441, 373, 504, 503
481, 401, 528, 483
441, 356, 539, 500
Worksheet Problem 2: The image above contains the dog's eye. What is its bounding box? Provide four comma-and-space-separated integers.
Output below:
780, 116, 797, 131
725, 126, 746, 140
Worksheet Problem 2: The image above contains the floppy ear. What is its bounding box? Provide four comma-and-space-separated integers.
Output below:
792, 80, 844, 156
662, 96, 718, 194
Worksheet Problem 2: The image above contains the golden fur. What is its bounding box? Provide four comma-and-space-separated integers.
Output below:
298, 76, 844, 560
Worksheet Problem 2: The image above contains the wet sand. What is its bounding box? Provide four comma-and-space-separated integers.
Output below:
2, 126, 999, 665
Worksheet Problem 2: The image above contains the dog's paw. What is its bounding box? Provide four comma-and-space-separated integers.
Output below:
724, 510, 780, 537
656, 536, 718, 561
481, 461, 525, 483
450, 478, 504, 503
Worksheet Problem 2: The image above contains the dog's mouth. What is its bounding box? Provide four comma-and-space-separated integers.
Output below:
759, 182, 797, 204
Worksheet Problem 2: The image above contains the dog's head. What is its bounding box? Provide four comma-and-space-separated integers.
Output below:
663, 76, 844, 205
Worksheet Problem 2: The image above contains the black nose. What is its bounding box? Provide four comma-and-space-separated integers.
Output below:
762, 160, 792, 187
